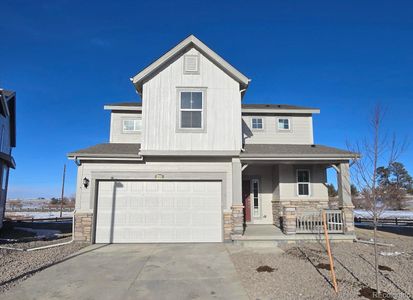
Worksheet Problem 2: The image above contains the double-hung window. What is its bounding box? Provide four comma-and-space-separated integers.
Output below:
297, 169, 310, 196
179, 91, 203, 129
251, 117, 263, 130
122, 119, 142, 132
278, 118, 290, 130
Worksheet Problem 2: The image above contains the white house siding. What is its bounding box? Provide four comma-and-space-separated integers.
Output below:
278, 164, 328, 201
141, 48, 242, 152
242, 165, 276, 225
242, 115, 314, 144
109, 112, 142, 143
75, 159, 233, 213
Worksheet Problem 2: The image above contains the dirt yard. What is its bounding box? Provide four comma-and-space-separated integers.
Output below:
0, 222, 87, 294
230, 227, 413, 300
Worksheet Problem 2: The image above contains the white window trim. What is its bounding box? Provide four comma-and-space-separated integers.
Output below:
296, 169, 311, 197
277, 117, 292, 131
122, 119, 142, 133
251, 117, 264, 131
176, 88, 207, 132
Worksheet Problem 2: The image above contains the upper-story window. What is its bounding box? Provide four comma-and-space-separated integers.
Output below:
251, 117, 263, 130
277, 118, 290, 130
297, 169, 310, 196
122, 119, 142, 133
179, 91, 204, 129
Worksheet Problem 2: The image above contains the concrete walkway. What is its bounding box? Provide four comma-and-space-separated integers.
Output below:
3, 244, 248, 300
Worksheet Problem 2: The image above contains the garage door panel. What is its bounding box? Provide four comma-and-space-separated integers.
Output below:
95, 181, 222, 243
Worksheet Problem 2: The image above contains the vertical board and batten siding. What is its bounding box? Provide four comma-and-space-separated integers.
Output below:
110, 112, 142, 143
242, 115, 314, 144
142, 48, 242, 151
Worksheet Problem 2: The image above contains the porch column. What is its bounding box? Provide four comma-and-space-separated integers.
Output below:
231, 157, 244, 236
336, 162, 355, 234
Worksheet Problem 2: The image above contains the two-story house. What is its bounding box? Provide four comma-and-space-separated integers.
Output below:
68, 35, 356, 244
0, 89, 16, 229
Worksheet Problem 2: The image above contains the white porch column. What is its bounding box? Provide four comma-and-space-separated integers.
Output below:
336, 162, 355, 234
337, 162, 352, 206
231, 157, 244, 236
232, 157, 242, 205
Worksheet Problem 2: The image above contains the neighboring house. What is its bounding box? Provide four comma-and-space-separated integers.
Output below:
0, 89, 16, 229
68, 35, 356, 243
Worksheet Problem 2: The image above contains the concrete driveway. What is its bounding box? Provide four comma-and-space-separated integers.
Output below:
3, 244, 248, 300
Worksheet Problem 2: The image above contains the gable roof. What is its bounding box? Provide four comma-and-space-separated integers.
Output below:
131, 35, 250, 94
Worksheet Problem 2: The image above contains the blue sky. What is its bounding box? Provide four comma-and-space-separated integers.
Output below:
1, 0, 412, 199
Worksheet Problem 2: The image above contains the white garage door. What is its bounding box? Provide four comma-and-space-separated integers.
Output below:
95, 180, 222, 243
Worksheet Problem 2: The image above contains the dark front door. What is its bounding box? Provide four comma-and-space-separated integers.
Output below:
242, 180, 251, 222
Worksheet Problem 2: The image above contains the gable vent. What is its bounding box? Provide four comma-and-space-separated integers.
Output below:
184, 55, 199, 74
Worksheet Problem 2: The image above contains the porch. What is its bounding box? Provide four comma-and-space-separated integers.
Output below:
230, 144, 357, 243
232, 222, 355, 246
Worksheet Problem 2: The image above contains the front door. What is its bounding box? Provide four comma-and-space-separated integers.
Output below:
242, 180, 251, 222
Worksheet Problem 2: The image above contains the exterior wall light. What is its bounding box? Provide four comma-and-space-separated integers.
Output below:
83, 177, 90, 188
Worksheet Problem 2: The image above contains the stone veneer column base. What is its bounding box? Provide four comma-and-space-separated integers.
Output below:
223, 210, 233, 241
282, 206, 297, 235
271, 200, 282, 227
341, 205, 355, 234
231, 205, 244, 236
74, 212, 93, 242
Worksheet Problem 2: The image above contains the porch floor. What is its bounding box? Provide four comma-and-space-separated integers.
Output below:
232, 224, 355, 246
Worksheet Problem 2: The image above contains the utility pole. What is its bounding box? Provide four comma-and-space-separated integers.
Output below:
60, 164, 66, 218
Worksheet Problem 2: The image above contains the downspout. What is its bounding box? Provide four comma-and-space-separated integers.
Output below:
0, 210, 76, 252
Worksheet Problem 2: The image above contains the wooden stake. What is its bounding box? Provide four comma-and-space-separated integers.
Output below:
322, 210, 338, 293
60, 164, 66, 218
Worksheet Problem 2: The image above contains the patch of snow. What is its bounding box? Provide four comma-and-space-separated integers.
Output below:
5, 211, 73, 219
354, 209, 413, 219
380, 251, 403, 256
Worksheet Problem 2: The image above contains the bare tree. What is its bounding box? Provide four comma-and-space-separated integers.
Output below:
348, 104, 408, 295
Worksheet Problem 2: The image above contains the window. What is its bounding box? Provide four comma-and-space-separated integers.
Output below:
251, 117, 263, 130
179, 91, 203, 129
278, 118, 290, 130
251, 179, 260, 217
122, 119, 142, 132
183, 55, 199, 74
297, 169, 310, 196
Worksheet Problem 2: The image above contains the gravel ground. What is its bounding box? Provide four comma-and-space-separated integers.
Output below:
229, 228, 413, 300
0, 237, 87, 294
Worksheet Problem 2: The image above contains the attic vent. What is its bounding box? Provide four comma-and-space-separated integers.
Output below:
184, 55, 199, 74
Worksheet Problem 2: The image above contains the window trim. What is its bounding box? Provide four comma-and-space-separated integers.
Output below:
277, 117, 292, 132
176, 88, 207, 133
296, 168, 311, 197
183, 54, 200, 75
122, 118, 142, 133
251, 117, 264, 131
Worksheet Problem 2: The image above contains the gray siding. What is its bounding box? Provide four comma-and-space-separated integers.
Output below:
141, 48, 242, 152
75, 159, 233, 213
109, 112, 142, 143
242, 115, 314, 145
